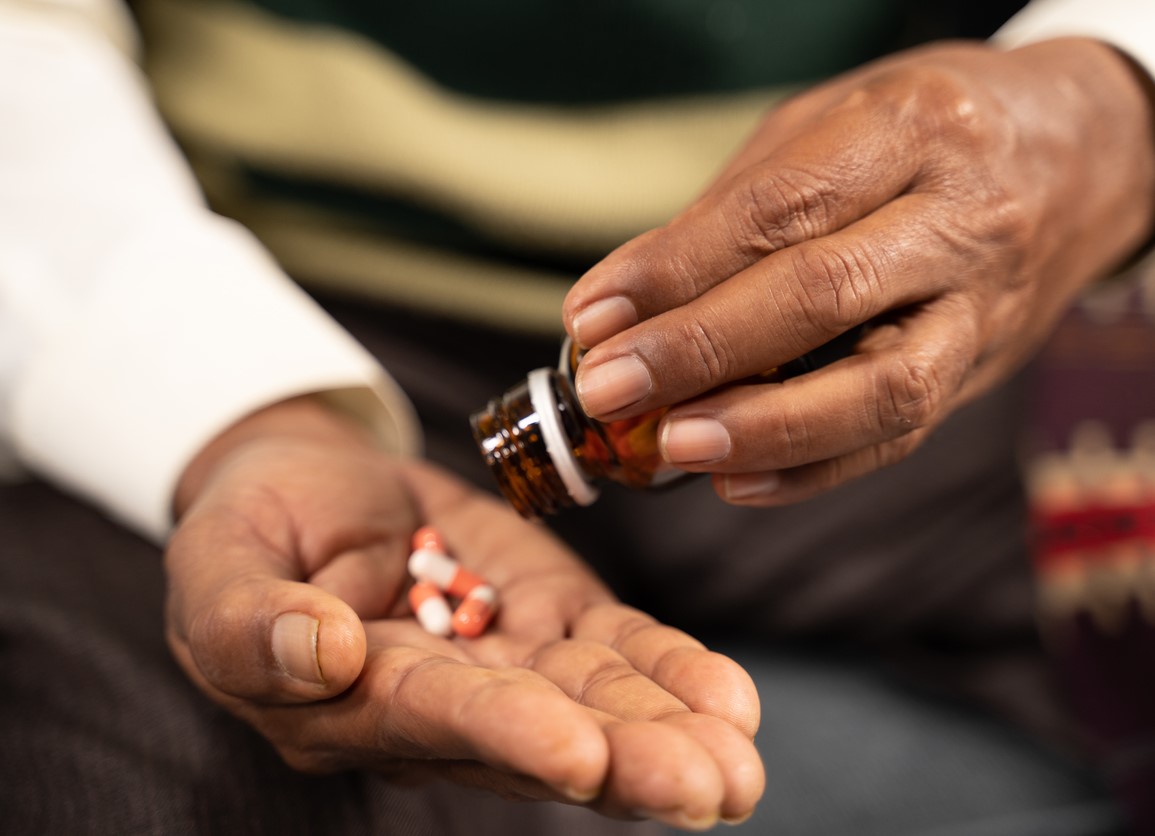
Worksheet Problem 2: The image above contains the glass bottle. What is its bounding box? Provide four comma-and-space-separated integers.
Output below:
471, 329, 861, 518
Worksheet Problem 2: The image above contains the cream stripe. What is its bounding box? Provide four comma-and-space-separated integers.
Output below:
235, 197, 575, 335
138, 0, 789, 255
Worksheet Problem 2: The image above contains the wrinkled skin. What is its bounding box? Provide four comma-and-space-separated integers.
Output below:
165, 397, 764, 831
563, 38, 1155, 505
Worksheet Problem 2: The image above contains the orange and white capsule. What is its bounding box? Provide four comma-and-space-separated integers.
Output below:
451, 584, 499, 638
408, 547, 487, 599
407, 580, 453, 637
411, 525, 446, 554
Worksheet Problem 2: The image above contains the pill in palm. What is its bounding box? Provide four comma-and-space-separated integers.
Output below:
407, 580, 453, 637
408, 546, 487, 599
450, 581, 501, 642
411, 525, 446, 554
451, 583, 499, 638
407, 525, 500, 638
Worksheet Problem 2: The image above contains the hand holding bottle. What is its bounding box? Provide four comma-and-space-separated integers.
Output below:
563, 38, 1155, 506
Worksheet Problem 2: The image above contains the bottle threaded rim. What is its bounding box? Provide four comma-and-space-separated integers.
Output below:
470, 380, 576, 518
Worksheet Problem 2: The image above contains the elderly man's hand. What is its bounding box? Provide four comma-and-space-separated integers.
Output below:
563, 37, 1155, 505
164, 396, 763, 830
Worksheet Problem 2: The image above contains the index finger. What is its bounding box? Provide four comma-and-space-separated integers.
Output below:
264, 631, 613, 802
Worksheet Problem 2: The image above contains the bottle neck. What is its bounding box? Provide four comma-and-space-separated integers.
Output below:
527, 368, 601, 506
469, 367, 599, 518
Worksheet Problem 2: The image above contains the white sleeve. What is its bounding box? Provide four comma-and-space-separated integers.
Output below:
0, 0, 421, 542
995, 0, 1155, 75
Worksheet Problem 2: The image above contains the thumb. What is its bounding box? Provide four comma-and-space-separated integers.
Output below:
164, 511, 368, 705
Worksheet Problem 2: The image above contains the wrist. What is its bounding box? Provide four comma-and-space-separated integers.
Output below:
1094, 41, 1155, 269
1015, 37, 1155, 268
173, 394, 378, 520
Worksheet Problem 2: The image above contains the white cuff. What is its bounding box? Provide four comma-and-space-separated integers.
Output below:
995, 0, 1155, 77
10, 212, 420, 542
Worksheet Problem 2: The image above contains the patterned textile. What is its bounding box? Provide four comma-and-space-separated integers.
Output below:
1027, 260, 1155, 833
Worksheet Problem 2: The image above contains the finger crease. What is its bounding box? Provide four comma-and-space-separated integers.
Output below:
573, 660, 642, 706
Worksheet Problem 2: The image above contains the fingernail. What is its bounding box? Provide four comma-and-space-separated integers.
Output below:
571, 296, 637, 347
634, 809, 720, 832
272, 612, 324, 684
562, 785, 600, 803
575, 355, 651, 416
661, 418, 731, 464
722, 810, 756, 826
723, 472, 781, 501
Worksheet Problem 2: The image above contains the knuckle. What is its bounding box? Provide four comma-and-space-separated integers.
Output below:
774, 404, 816, 466
884, 65, 985, 142
920, 73, 981, 129
730, 167, 836, 256
638, 226, 692, 287
735, 399, 817, 469
790, 242, 882, 331
972, 192, 1036, 276
860, 64, 996, 156
677, 313, 740, 385
873, 355, 944, 435
926, 185, 1037, 293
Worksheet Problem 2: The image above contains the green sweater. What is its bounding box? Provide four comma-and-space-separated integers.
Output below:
241, 0, 913, 102
135, 0, 1015, 333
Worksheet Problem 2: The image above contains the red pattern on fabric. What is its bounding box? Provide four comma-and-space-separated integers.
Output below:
1032, 504, 1155, 570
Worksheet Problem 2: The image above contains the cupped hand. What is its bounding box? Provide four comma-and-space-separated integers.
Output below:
563, 37, 1155, 505
164, 396, 763, 829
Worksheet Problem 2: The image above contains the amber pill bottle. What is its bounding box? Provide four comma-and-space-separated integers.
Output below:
470, 328, 862, 518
